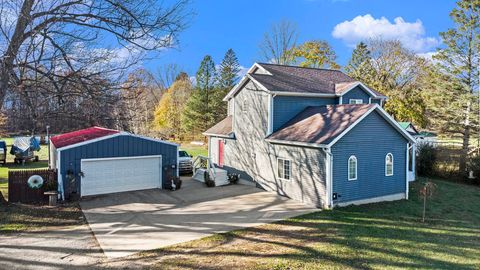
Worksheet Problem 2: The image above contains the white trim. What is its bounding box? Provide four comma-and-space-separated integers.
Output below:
267, 104, 415, 149
339, 96, 343, 104
57, 150, 64, 200
327, 104, 416, 147
335, 193, 406, 207
265, 138, 327, 148
57, 132, 178, 152
202, 133, 234, 139
272, 91, 337, 98
81, 155, 162, 162
324, 148, 333, 209
124, 133, 179, 147
223, 66, 271, 101
374, 105, 417, 143
339, 82, 387, 99
176, 145, 179, 177
277, 158, 292, 181
349, 99, 363, 104
348, 155, 357, 181
385, 153, 394, 176
207, 136, 211, 159
368, 97, 372, 104
267, 94, 273, 135
406, 143, 413, 199
326, 105, 377, 147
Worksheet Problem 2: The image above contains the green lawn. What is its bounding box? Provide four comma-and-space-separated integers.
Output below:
180, 143, 208, 157
129, 178, 480, 270
0, 137, 49, 200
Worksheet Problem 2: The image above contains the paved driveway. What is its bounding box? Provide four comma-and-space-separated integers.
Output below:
80, 178, 316, 258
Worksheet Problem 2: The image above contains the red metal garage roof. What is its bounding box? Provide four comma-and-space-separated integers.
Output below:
51, 126, 120, 148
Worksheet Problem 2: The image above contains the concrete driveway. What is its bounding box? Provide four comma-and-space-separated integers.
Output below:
80, 177, 316, 258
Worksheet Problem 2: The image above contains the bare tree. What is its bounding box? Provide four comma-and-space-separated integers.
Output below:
259, 20, 298, 65
0, 0, 192, 112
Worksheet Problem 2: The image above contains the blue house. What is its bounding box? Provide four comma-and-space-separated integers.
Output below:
204, 63, 416, 208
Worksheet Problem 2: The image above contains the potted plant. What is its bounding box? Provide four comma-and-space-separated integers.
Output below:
228, 173, 240, 184
204, 171, 215, 187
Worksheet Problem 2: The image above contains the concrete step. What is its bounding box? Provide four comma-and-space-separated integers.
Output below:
192, 168, 229, 186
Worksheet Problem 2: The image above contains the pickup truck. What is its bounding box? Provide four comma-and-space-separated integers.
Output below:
178, 150, 193, 174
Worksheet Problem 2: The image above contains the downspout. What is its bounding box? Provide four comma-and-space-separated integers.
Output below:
406, 143, 414, 200
324, 148, 333, 209
57, 150, 64, 201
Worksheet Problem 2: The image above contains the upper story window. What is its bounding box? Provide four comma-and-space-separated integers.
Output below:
277, 158, 291, 180
348, 155, 357, 180
242, 98, 247, 114
349, 99, 363, 104
385, 153, 394, 176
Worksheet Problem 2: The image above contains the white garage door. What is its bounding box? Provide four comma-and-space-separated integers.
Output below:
81, 155, 162, 197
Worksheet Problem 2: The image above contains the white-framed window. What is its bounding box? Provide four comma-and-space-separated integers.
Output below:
348, 155, 357, 180
242, 98, 248, 113
385, 153, 394, 176
349, 99, 363, 104
277, 158, 291, 180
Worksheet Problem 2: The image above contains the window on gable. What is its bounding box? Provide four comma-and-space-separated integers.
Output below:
242, 98, 247, 113
348, 155, 357, 180
277, 158, 291, 180
385, 153, 394, 176
349, 99, 363, 104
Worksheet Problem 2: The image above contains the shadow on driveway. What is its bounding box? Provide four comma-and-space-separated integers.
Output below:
80, 178, 316, 258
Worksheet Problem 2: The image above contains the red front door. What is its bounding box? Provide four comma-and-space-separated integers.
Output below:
218, 140, 224, 167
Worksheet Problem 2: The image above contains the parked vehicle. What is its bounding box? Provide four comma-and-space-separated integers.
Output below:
10, 136, 41, 164
178, 150, 193, 174
0, 141, 6, 165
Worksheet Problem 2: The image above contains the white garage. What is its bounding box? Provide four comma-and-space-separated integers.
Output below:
80, 155, 162, 197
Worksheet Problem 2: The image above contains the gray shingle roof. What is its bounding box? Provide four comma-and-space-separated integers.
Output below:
203, 116, 233, 137
267, 104, 375, 145
253, 63, 384, 97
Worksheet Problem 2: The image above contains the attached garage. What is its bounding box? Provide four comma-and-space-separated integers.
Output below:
50, 127, 178, 199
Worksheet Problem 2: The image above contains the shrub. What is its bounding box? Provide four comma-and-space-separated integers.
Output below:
417, 143, 437, 176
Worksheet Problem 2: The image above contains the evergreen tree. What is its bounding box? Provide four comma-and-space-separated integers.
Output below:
218, 49, 241, 89
345, 42, 371, 80
434, 0, 480, 174
181, 55, 217, 135
211, 49, 241, 122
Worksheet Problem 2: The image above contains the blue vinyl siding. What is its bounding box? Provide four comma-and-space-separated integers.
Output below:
273, 96, 337, 131
341, 86, 371, 104
59, 135, 178, 196
332, 111, 407, 203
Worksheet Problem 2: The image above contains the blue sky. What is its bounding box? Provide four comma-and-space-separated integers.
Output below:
143, 0, 456, 77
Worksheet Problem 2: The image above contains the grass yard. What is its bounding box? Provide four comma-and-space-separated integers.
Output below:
124, 178, 480, 270
180, 143, 208, 157
0, 203, 83, 232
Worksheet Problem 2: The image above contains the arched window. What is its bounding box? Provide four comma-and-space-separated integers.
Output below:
348, 155, 357, 180
385, 153, 394, 176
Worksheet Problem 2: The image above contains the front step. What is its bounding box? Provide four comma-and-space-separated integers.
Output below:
192, 168, 229, 186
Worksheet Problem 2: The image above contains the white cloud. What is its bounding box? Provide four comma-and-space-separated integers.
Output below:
237, 65, 249, 78
332, 14, 440, 52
